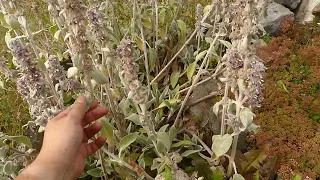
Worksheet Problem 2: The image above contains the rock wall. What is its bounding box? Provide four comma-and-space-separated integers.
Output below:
261, 0, 320, 35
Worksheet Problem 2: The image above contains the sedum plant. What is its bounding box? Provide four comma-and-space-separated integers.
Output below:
0, 0, 267, 179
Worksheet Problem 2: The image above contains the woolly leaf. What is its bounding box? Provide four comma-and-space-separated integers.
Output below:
0, 145, 8, 161
172, 140, 196, 148
170, 71, 180, 88
212, 101, 222, 115
241, 148, 267, 173
181, 149, 202, 157
157, 157, 169, 173
119, 133, 138, 156
168, 126, 177, 142
159, 9, 166, 25
89, 68, 108, 85
136, 38, 144, 51
141, 18, 152, 29
218, 39, 232, 49
3, 161, 14, 175
187, 62, 196, 81
211, 134, 233, 158
49, 25, 58, 37
100, 117, 114, 144
54, 30, 62, 40
247, 123, 260, 134
157, 132, 171, 153
5, 15, 21, 30
0, 12, 10, 28
195, 50, 207, 62
87, 168, 102, 177
232, 174, 245, 180
156, 99, 181, 109
177, 20, 186, 41
4, 135, 32, 148
239, 108, 254, 131
125, 113, 142, 126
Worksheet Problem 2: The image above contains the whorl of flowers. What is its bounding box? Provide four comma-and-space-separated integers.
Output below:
87, 1, 106, 41
117, 39, 147, 105
195, 4, 205, 38
46, 56, 84, 95
219, 0, 267, 108
7, 39, 58, 126
58, 0, 88, 56
46, 55, 68, 90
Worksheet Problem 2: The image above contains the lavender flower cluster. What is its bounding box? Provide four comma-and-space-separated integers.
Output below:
87, 5, 106, 41
223, 48, 266, 108
7, 39, 59, 126
116, 39, 147, 105
195, 4, 205, 39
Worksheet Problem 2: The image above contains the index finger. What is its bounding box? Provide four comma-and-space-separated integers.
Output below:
68, 96, 87, 123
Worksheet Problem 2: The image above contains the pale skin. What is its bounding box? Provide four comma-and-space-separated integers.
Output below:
15, 96, 108, 180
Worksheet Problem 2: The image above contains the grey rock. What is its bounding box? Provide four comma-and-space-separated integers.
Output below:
260, 2, 294, 35
274, 0, 301, 10
295, 0, 320, 24
187, 78, 221, 135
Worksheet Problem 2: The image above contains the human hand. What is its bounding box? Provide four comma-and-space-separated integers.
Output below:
16, 96, 108, 180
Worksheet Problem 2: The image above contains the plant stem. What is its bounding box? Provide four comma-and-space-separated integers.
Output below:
220, 83, 229, 135
101, 147, 154, 180
98, 87, 108, 180
227, 99, 241, 176
140, 26, 151, 91
151, 2, 215, 84
179, 65, 225, 93
174, 32, 221, 128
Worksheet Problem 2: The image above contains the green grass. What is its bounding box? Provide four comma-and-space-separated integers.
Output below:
0, 78, 31, 136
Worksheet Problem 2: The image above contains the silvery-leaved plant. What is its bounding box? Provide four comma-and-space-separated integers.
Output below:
0, 0, 268, 179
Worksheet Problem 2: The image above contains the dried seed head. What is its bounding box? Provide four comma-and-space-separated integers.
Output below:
46, 55, 68, 90
8, 39, 57, 126
117, 39, 148, 104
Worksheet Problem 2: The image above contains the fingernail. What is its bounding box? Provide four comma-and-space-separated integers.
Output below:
76, 96, 86, 103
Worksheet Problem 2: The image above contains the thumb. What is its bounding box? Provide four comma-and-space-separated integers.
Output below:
68, 96, 87, 123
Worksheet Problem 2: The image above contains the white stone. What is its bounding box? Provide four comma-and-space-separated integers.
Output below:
274, 0, 301, 10
295, 0, 320, 24
260, 2, 295, 35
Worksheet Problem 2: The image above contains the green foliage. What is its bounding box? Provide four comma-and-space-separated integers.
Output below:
0, 79, 31, 136
262, 33, 273, 44
240, 147, 267, 174
0, 0, 266, 179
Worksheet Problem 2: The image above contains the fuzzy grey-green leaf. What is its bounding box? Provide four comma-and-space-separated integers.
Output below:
232, 174, 245, 180
211, 134, 233, 158
119, 133, 138, 156
4, 135, 32, 148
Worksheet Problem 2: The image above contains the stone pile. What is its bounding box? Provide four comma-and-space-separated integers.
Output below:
261, 0, 320, 35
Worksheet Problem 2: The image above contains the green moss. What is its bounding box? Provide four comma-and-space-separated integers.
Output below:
255, 19, 320, 178
310, 83, 320, 97
262, 33, 273, 44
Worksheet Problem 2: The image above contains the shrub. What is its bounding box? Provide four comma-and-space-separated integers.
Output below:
0, 0, 268, 179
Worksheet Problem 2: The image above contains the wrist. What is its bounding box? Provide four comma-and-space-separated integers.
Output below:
16, 158, 72, 180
